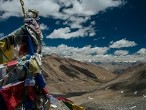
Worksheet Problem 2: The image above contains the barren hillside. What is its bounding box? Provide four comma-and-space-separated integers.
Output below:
41, 55, 116, 95
105, 63, 146, 94
41, 55, 146, 110
94, 62, 141, 73
70, 63, 146, 110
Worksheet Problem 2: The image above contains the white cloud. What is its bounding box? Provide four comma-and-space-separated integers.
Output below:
63, 16, 89, 29
42, 45, 146, 62
1, 1, 144, 62
137, 48, 146, 55
0, 0, 21, 18
47, 27, 95, 39
91, 21, 96, 26
114, 50, 129, 56
0, 0, 60, 19
42, 44, 109, 61
0, 33, 4, 38
0, 0, 122, 19
62, 0, 122, 16
110, 40, 114, 44
110, 39, 137, 48
98, 54, 146, 62
55, 21, 61, 25
40, 23, 48, 30
94, 37, 106, 41
0, 33, 4, 39
0, 0, 123, 39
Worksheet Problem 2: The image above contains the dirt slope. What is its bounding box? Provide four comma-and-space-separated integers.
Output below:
41, 55, 116, 94
106, 63, 146, 93
41, 55, 146, 110
70, 63, 146, 110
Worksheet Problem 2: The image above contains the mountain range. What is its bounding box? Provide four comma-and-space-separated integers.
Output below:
41, 55, 146, 110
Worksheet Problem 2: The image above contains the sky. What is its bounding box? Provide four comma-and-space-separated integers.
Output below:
0, 0, 146, 62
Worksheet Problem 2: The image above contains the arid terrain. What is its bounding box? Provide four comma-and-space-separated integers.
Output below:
41, 55, 146, 110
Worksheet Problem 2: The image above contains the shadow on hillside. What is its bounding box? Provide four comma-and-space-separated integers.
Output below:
70, 64, 97, 79
59, 65, 80, 78
51, 91, 88, 98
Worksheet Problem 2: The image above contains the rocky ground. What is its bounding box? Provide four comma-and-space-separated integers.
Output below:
70, 89, 146, 110
42, 55, 146, 110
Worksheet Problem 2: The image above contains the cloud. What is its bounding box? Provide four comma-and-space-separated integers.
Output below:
114, 50, 129, 56
137, 48, 146, 55
62, 0, 122, 16
0, 0, 122, 19
42, 45, 146, 62
47, 27, 95, 39
42, 44, 109, 61
0, 0, 60, 19
110, 39, 137, 48
99, 54, 146, 62
63, 16, 89, 29
40, 23, 48, 30
0, 0, 21, 18
94, 37, 106, 41
0, 33, 4, 38
0, 0, 123, 39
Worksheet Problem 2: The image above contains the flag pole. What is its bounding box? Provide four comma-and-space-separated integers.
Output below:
20, 0, 26, 18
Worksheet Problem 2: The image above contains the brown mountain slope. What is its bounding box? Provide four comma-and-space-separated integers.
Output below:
41, 55, 116, 95
69, 63, 146, 110
41, 56, 146, 109
107, 63, 146, 93
95, 62, 141, 73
